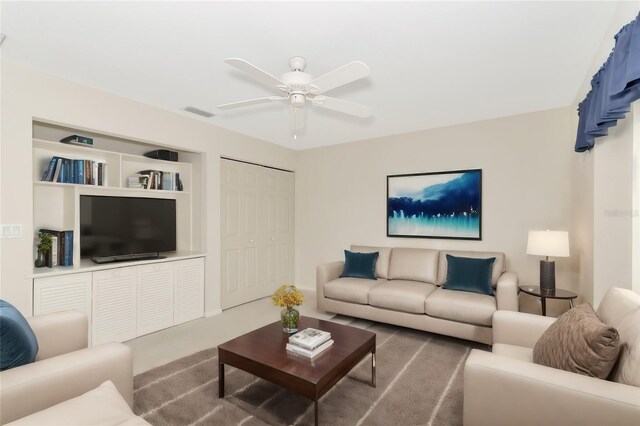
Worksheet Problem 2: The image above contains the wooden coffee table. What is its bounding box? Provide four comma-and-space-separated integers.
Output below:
218, 316, 376, 425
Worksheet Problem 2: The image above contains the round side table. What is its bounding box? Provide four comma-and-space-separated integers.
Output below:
519, 285, 578, 316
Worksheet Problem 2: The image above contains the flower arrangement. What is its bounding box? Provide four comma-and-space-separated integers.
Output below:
272, 284, 304, 308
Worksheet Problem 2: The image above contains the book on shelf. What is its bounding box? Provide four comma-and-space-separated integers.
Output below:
288, 328, 332, 351
139, 170, 161, 190
286, 339, 334, 358
162, 171, 174, 191
62, 230, 73, 266
52, 158, 63, 183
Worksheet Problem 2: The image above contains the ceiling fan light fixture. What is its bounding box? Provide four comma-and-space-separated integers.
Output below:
290, 93, 305, 109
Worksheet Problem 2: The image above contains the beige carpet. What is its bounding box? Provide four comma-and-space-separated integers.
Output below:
133, 321, 487, 426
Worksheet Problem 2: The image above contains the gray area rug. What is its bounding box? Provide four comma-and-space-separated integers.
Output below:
133, 321, 487, 425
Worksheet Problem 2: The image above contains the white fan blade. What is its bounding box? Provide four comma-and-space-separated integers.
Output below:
310, 61, 370, 94
217, 96, 287, 109
225, 58, 291, 91
312, 96, 372, 118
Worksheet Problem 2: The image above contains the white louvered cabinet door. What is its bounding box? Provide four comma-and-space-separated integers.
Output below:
33, 273, 92, 317
137, 263, 175, 336
33, 272, 92, 345
174, 257, 204, 325
92, 267, 137, 345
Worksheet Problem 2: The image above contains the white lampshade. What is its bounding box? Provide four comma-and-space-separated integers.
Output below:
527, 230, 570, 257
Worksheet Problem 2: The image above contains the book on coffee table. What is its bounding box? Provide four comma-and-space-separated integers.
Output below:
289, 328, 332, 351
286, 339, 334, 358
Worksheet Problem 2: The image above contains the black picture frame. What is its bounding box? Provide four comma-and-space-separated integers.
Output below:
386, 169, 482, 240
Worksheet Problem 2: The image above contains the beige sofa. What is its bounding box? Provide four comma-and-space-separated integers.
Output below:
0, 310, 148, 425
316, 245, 519, 344
463, 287, 640, 425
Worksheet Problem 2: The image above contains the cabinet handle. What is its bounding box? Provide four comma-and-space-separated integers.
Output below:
249, 239, 254, 243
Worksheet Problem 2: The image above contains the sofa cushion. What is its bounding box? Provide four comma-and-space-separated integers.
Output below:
436, 250, 505, 286
369, 280, 437, 314
6, 380, 147, 425
388, 248, 439, 284
341, 250, 378, 280
0, 300, 39, 371
351, 245, 392, 279
443, 255, 495, 296
597, 287, 640, 386
324, 277, 385, 304
533, 303, 620, 380
424, 288, 496, 326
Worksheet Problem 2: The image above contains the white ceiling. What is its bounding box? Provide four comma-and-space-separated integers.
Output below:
0, 1, 630, 150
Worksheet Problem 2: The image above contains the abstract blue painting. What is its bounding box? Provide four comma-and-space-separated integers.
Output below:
387, 169, 482, 240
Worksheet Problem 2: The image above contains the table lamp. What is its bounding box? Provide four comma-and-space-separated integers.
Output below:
527, 230, 570, 292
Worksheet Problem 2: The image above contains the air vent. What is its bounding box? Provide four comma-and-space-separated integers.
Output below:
183, 106, 214, 118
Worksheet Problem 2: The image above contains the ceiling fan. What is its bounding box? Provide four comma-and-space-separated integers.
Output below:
217, 57, 373, 121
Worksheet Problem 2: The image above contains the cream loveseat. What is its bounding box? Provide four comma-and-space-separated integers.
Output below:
316, 245, 519, 344
463, 287, 640, 425
0, 310, 148, 425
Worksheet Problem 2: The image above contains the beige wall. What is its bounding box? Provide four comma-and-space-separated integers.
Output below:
0, 60, 296, 316
295, 107, 575, 314
592, 107, 635, 305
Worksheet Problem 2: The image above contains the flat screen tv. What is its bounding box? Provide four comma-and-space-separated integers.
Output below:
80, 195, 176, 261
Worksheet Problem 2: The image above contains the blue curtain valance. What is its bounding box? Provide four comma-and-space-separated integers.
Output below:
575, 12, 640, 152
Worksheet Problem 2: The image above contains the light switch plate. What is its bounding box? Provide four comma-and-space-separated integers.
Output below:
1, 224, 22, 239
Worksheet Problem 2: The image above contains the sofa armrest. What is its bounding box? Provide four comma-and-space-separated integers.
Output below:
27, 310, 88, 361
0, 342, 133, 424
316, 261, 344, 300
464, 349, 640, 426
495, 271, 518, 311
492, 310, 556, 348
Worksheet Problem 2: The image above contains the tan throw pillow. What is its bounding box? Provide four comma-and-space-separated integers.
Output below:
533, 303, 620, 379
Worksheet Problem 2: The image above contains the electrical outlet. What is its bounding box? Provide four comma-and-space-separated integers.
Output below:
1, 225, 10, 239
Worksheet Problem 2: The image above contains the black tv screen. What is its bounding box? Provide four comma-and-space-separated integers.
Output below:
80, 195, 176, 258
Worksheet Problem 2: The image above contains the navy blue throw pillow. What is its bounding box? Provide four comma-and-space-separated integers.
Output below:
341, 250, 379, 280
444, 255, 496, 296
0, 300, 39, 371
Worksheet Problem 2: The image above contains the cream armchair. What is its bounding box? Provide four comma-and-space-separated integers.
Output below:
463, 288, 640, 426
0, 310, 134, 424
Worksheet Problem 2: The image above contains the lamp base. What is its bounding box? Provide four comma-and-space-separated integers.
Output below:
540, 260, 556, 292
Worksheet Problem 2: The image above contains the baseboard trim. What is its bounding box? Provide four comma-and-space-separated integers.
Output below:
204, 309, 222, 318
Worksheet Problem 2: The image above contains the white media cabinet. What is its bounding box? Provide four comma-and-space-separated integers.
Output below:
33, 255, 204, 345
31, 122, 206, 344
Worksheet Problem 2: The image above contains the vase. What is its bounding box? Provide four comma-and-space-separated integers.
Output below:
281, 306, 300, 333
34, 251, 46, 268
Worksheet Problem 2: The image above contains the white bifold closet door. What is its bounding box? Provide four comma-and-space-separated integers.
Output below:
220, 159, 294, 309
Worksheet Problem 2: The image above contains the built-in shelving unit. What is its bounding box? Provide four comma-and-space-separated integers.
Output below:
32, 122, 200, 271
31, 121, 206, 344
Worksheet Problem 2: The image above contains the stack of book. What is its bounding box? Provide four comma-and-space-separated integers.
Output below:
286, 328, 333, 358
